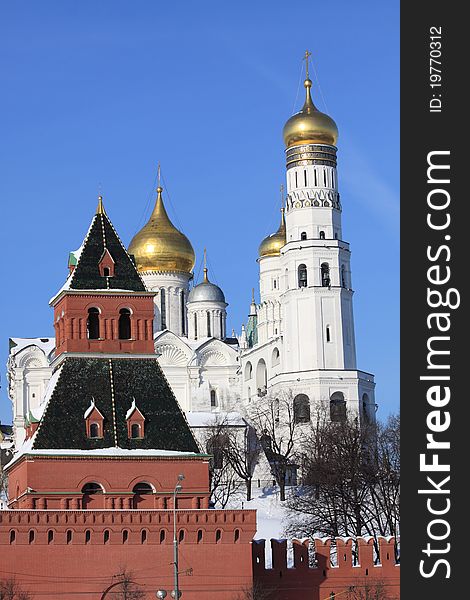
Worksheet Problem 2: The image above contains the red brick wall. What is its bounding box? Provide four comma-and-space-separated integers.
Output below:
7, 455, 211, 510
53, 293, 155, 355
253, 537, 400, 599
0, 509, 256, 599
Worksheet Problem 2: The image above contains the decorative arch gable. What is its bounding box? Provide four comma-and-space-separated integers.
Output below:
193, 338, 239, 367
154, 331, 193, 367
157, 344, 188, 367
199, 350, 227, 366
17, 346, 49, 369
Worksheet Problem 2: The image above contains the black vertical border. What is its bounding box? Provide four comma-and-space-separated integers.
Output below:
401, 2, 465, 598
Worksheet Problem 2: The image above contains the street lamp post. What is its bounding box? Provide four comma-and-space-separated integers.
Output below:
173, 474, 184, 599
156, 474, 185, 600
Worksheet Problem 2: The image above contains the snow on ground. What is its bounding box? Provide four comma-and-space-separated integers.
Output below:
223, 485, 299, 567
223, 485, 288, 541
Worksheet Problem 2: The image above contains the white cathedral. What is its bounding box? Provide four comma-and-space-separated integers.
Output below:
7, 58, 376, 451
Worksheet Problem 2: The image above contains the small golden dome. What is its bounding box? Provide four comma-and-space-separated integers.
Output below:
259, 209, 286, 258
128, 187, 195, 273
283, 78, 338, 148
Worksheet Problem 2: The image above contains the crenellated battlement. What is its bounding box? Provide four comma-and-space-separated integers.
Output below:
253, 537, 400, 600
0, 509, 256, 546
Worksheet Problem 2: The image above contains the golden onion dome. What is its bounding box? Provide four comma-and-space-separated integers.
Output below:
259, 208, 286, 258
128, 187, 195, 273
283, 78, 338, 148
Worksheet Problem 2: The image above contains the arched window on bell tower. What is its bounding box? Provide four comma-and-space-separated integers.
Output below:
87, 308, 100, 340
298, 264, 307, 288
118, 309, 131, 339
321, 263, 330, 288
341, 265, 347, 288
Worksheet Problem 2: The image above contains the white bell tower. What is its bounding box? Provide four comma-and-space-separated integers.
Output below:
242, 53, 376, 424
281, 122, 356, 373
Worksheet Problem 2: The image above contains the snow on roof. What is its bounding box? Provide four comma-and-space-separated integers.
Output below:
126, 398, 136, 420
180, 337, 211, 350
41, 364, 63, 407
185, 411, 247, 428
4, 446, 202, 470
32, 447, 199, 457
29, 405, 44, 422
68, 243, 85, 266
125, 397, 144, 420
50, 287, 150, 304
49, 275, 73, 304
9, 337, 55, 358
84, 398, 97, 419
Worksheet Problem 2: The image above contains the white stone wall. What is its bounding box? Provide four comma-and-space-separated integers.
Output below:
186, 300, 227, 341
154, 331, 240, 413
140, 271, 191, 336
7, 342, 54, 447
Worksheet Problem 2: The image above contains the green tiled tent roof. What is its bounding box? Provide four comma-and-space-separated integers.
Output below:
33, 357, 200, 453
68, 208, 146, 292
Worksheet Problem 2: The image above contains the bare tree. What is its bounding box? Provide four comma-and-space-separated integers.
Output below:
225, 426, 260, 501
363, 414, 400, 558
202, 416, 240, 508
0, 470, 7, 501
345, 579, 391, 600
235, 580, 274, 600
0, 579, 32, 600
108, 570, 145, 600
247, 390, 303, 501
285, 406, 400, 557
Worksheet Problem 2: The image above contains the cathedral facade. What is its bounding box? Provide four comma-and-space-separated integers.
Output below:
7, 60, 376, 450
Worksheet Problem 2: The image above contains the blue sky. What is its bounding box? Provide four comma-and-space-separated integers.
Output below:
0, 1, 399, 423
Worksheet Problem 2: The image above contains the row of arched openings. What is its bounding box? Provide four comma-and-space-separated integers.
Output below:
8, 526, 240, 545
10, 528, 177, 545
300, 231, 338, 241
292, 167, 335, 189
297, 263, 348, 289
87, 307, 131, 340
81, 481, 153, 508
193, 311, 224, 340
261, 393, 351, 425
245, 349, 280, 386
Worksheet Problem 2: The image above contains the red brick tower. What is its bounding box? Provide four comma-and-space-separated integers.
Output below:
1, 197, 256, 598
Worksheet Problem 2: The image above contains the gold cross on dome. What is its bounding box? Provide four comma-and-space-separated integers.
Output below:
304, 49, 312, 79
203, 247, 208, 281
